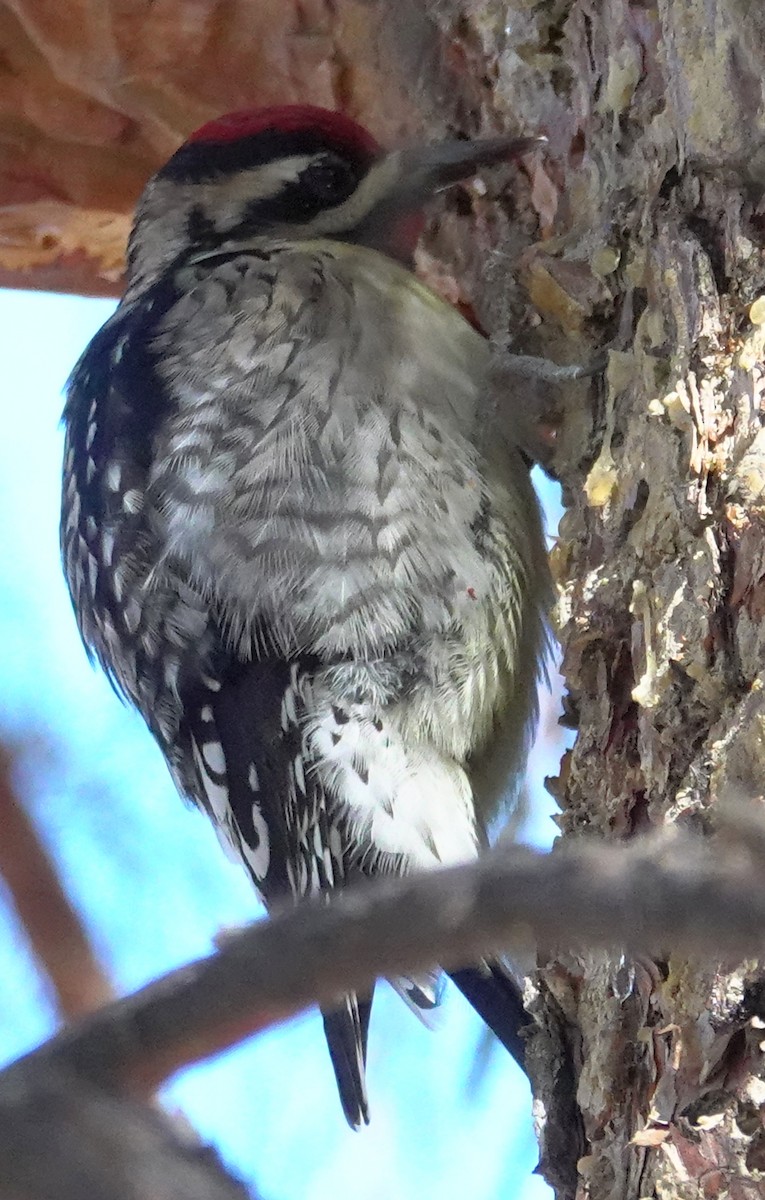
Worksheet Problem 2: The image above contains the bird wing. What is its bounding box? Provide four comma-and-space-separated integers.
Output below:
183, 653, 374, 1128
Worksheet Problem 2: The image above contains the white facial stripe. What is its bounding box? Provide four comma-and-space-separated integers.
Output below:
211, 155, 315, 227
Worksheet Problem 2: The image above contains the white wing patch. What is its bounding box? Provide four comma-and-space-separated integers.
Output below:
241, 801, 271, 881
190, 733, 272, 889
190, 736, 241, 865
200, 737, 225, 776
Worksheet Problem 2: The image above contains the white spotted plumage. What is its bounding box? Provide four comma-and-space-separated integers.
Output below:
60, 105, 551, 1128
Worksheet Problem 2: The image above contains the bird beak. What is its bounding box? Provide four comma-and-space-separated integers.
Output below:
342, 132, 545, 260
392, 133, 547, 202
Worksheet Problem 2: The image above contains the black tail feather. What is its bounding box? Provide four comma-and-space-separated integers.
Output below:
322, 991, 373, 1128
448, 960, 528, 1071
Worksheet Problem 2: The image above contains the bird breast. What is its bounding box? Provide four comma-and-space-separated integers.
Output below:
148, 241, 508, 664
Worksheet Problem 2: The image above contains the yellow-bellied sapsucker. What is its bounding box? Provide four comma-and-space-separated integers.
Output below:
61, 105, 552, 1127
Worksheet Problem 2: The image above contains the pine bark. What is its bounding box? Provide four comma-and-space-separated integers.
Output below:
381, 1, 765, 1196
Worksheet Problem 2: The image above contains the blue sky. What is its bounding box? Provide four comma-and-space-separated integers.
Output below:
0, 288, 561, 1199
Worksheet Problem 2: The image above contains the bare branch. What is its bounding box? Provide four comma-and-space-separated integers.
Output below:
10, 820, 765, 1100
0, 1070, 255, 1200
0, 747, 114, 1019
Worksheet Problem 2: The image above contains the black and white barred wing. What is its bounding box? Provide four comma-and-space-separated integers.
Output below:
181, 655, 376, 1128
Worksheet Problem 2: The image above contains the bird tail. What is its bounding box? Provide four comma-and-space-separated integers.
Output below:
322, 991, 373, 1128
448, 959, 528, 1070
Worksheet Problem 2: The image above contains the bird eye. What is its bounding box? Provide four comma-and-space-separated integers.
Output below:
299, 154, 358, 206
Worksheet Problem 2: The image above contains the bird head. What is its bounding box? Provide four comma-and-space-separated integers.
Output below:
126, 104, 544, 293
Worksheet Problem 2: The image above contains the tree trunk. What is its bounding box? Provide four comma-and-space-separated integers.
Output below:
377, 1, 765, 1196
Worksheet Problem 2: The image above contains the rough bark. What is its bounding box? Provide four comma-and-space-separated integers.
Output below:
383, 3, 765, 1197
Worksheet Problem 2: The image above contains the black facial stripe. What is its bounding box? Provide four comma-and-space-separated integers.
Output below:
160, 127, 375, 185
186, 206, 218, 245
233, 167, 357, 227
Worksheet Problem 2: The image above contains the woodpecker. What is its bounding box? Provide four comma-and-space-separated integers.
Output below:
61, 105, 552, 1127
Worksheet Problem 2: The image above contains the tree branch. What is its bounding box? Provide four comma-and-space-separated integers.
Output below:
0, 746, 114, 1019
11, 815, 765, 1100
0, 1071, 255, 1200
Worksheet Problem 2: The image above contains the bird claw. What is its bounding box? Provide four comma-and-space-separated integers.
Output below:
501, 351, 607, 384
